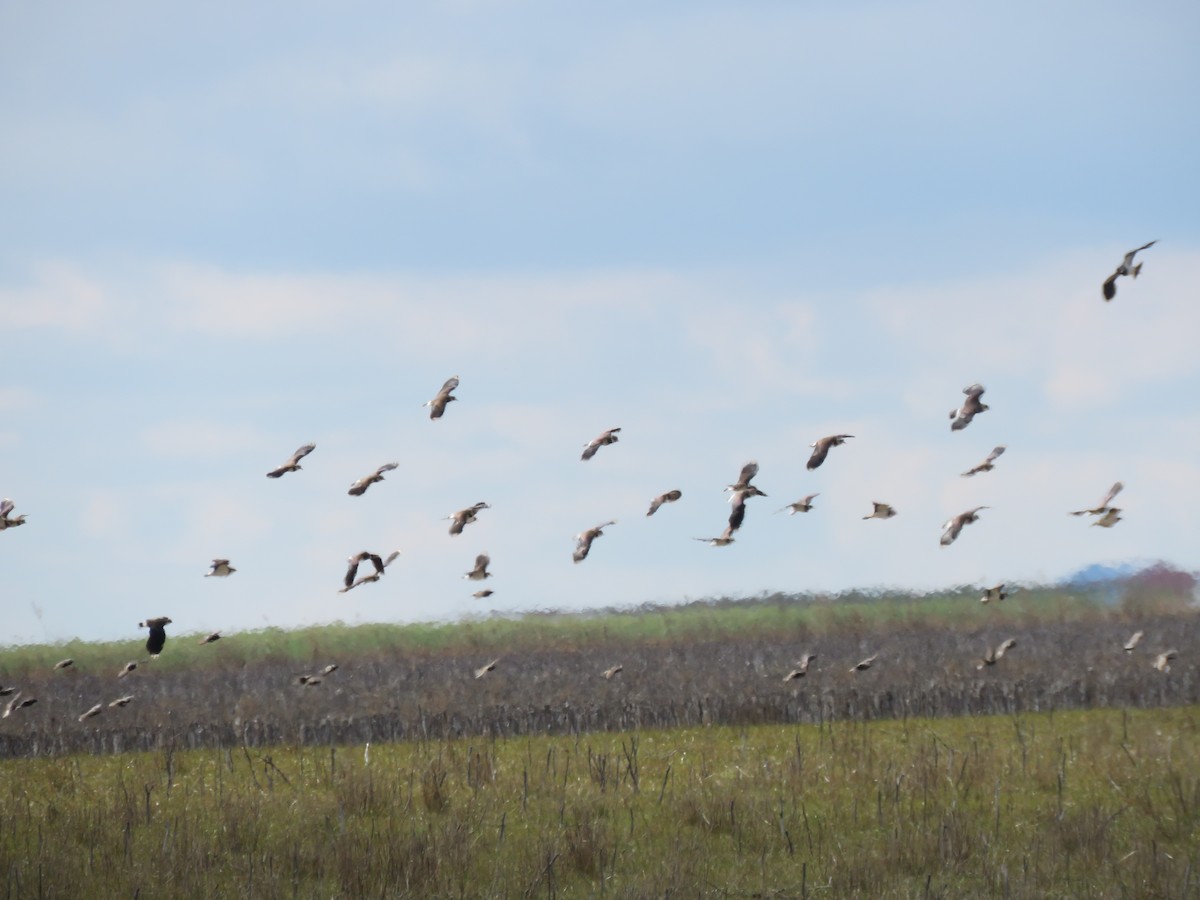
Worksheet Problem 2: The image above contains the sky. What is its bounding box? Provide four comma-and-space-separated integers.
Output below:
2, 1, 1198, 645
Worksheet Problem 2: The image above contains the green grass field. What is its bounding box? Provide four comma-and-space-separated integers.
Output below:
3, 706, 1197, 897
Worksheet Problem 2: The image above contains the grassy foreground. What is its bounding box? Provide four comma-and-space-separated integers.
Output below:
2, 707, 1198, 898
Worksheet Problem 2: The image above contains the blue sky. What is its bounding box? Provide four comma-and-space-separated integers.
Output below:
2, 1, 1198, 644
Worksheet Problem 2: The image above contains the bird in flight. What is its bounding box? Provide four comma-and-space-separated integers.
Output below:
78, 703, 104, 722
940, 507, 988, 547
0, 498, 27, 530
574, 521, 616, 563
2, 693, 36, 718
778, 494, 819, 515
446, 502, 491, 536
1123, 630, 1144, 653
850, 653, 879, 672
977, 639, 1017, 669
1102, 240, 1157, 301
950, 384, 988, 431
1153, 649, 1177, 673
1091, 508, 1123, 529
348, 462, 399, 496
980, 583, 1009, 604
109, 695, 135, 708
863, 502, 897, 520
464, 553, 493, 581
139, 617, 172, 656
646, 490, 682, 517
581, 428, 621, 461
474, 658, 500, 679
266, 443, 316, 478
807, 435, 853, 471
117, 661, 139, 678
783, 653, 817, 681
472, 589, 494, 599
602, 664, 624, 680
205, 559, 236, 577
1070, 482, 1123, 517
424, 376, 460, 420
962, 446, 1006, 477
340, 551, 400, 592
695, 528, 737, 547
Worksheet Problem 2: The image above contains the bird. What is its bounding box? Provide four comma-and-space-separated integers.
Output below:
340, 551, 400, 592
205, 559, 236, 577
1153, 650, 1177, 673
1091, 508, 1122, 529
1102, 240, 1157, 301
695, 528, 737, 547
464, 553, 493, 581
646, 490, 683, 517
581, 428, 621, 461
940, 507, 988, 547
962, 446, 1006, 477
778, 494, 819, 515
78, 703, 103, 722
199, 632, 222, 645
1070, 482, 1123, 516
474, 658, 500, 679
0, 498, 27, 530
2, 693, 36, 718
446, 502, 491, 536
807, 435, 853, 471
139, 617, 172, 656
602, 664, 624, 680
348, 462, 399, 496
424, 376, 460, 419
977, 639, 1017, 669
1123, 630, 1144, 653
117, 661, 138, 678
266, 443, 316, 478
726, 493, 752, 534
0, 686, 14, 696
108, 695, 134, 708
783, 653, 817, 681
850, 653, 879, 672
980, 584, 1009, 604
320, 664, 339, 676
950, 384, 988, 431
53, 658, 75, 671
725, 461, 761, 493
472, 589, 494, 599
863, 502, 897, 520
296, 675, 323, 686
573, 521, 616, 563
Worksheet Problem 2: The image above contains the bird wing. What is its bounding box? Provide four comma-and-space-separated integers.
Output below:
0, 499, 12, 518
996, 639, 1016, 658
580, 440, 600, 461
1102, 273, 1118, 301
737, 461, 759, 487
343, 558, 361, 588
474, 554, 490, 571
439, 376, 460, 395
987, 446, 1006, 464
375, 462, 399, 477
1099, 481, 1124, 508
291, 443, 317, 464
727, 498, 747, 532
963, 383, 985, 399
806, 441, 830, 470
1133, 240, 1158, 254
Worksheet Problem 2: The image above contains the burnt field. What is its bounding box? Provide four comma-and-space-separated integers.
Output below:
1, 585, 1196, 760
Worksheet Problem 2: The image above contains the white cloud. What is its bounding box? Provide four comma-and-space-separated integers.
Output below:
0, 262, 112, 330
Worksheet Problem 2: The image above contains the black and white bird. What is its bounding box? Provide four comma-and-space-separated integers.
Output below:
573, 521, 616, 563
581, 428, 621, 461
850, 653, 879, 672
205, 559, 236, 577
1102, 241, 1157, 301
977, 639, 1017, 670
1070, 482, 1123, 517
646, 490, 682, 517
447, 502, 491, 535
424, 376, 460, 419
474, 658, 500, 679
2, 693, 36, 718
139, 617, 172, 656
0, 498, 27, 530
980, 583, 1009, 604
863, 502, 897, 520
940, 507, 988, 547
778, 494, 819, 515
950, 384, 988, 431
807, 435, 853, 470
783, 653, 817, 681
348, 462, 399, 496
464, 553, 493, 581
340, 551, 400, 592
266, 443, 316, 478
962, 446, 1006, 477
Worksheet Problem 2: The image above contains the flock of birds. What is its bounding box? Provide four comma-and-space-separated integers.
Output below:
0, 241, 1183, 726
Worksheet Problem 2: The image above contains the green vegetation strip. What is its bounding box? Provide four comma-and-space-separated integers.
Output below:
2, 707, 1196, 897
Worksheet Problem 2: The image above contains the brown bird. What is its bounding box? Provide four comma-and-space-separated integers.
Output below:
0, 686, 14, 697
1153, 650, 1177, 673
340, 550, 400, 592
1091, 508, 1122, 529
863, 502, 897, 520
602, 664, 624, 680
320, 664, 339, 676
108, 695, 134, 708
266, 442, 316, 478
1070, 482, 1123, 516
472, 589, 494, 599
807, 435, 853, 470
850, 653, 879, 672
941, 507, 988, 547
78, 703, 103, 722
53, 658, 75, 671
446, 502, 491, 535
695, 528, 737, 546
784, 653, 817, 681
474, 658, 500, 679
950, 384, 988, 431
423, 376, 460, 419
962, 446, 1006, 477
1123, 630, 1144, 653
340, 551, 386, 591
726, 492, 753, 534
1102, 240, 1157, 301
296, 674, 323, 686
778, 494, 819, 515
0, 498, 27, 530
117, 661, 139, 678
139, 617, 172, 656
2, 693, 36, 718
646, 490, 683, 516
199, 631, 222, 645
464, 553, 493, 581
725, 461, 761, 493
205, 559, 236, 577
573, 521, 616, 563
348, 462, 399, 496
980, 583, 1009, 604
977, 638, 1017, 669
581, 428, 621, 461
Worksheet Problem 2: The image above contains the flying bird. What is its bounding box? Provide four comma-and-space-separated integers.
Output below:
1102, 240, 1157, 301
778, 494, 819, 515
53, 658, 75, 671
78, 703, 103, 722
199, 632, 222, 645
980, 584, 1009, 604
863, 502, 897, 520
726, 461, 761, 493
1091, 508, 1123, 528
850, 653, 879, 672
320, 664, 340, 676
940, 507, 988, 546
205, 559, 236, 577
474, 658, 500, 679
581, 428, 621, 461
573, 521, 616, 563
266, 443, 316, 478
464, 553, 493, 581
695, 528, 737, 546
1123, 630, 1144, 653
108, 695, 134, 708
139, 617, 172, 656
117, 661, 139, 678
0, 498, 27, 530
296, 675, 323, 686
472, 589, 494, 599
646, 490, 683, 517
348, 462, 399, 497
602, 664, 624, 680
950, 384, 988, 431
447, 502, 491, 535
3, 693, 36, 717
423, 376, 460, 419
807, 435, 853, 471
784, 653, 817, 681
962, 446, 1006, 477
1153, 649, 1177, 673
340, 551, 399, 592
1070, 482, 1123, 516
977, 639, 1017, 669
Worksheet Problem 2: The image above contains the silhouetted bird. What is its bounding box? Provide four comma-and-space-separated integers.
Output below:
962, 446, 1006, 477
573, 521, 615, 563
139, 617, 172, 656
807, 435, 853, 470
950, 384, 988, 431
266, 443, 316, 478
348, 462, 399, 496
1102, 240, 1157, 301
205, 559, 236, 577
646, 490, 682, 516
424, 376, 459, 419
581, 428, 621, 461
